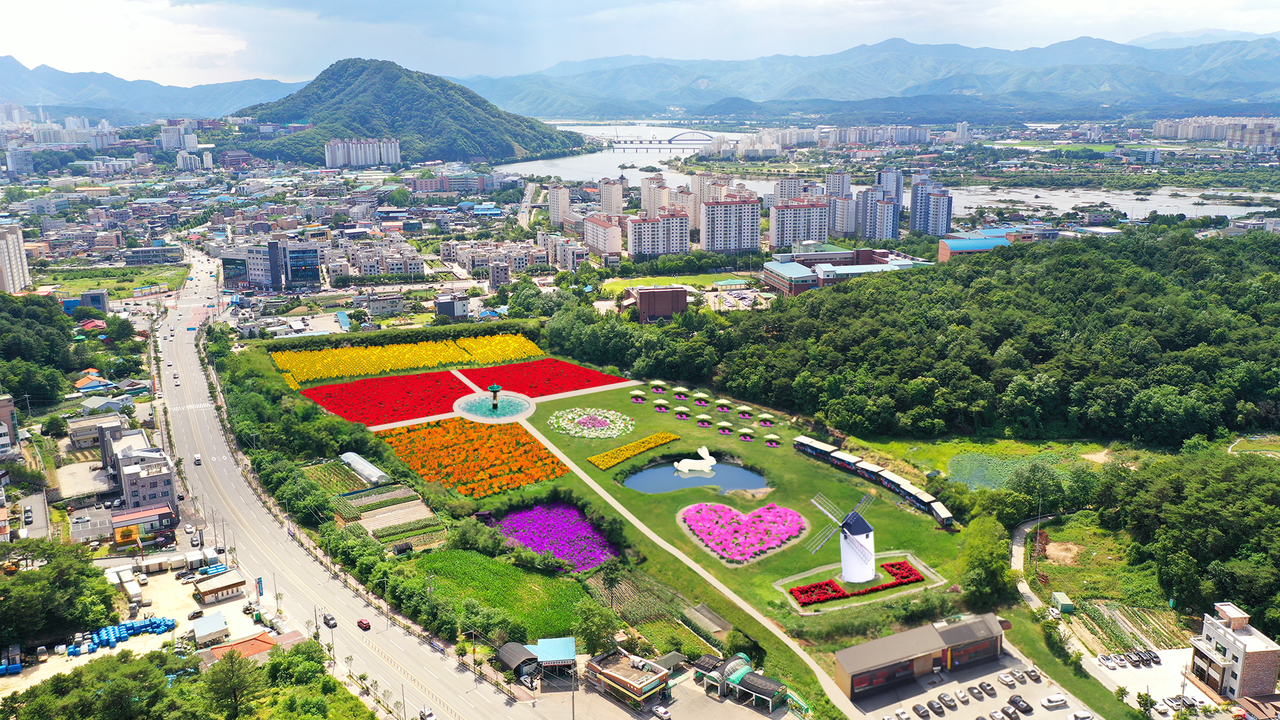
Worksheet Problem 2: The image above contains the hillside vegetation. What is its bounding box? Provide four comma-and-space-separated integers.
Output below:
234, 58, 583, 164
548, 225, 1280, 446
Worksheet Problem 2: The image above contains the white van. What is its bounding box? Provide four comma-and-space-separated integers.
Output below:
193, 454, 202, 465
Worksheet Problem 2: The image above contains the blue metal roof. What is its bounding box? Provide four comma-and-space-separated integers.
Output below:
943, 238, 1011, 252
763, 261, 816, 280
525, 637, 576, 664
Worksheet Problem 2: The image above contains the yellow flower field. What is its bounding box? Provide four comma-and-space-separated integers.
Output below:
271, 334, 543, 384
587, 432, 681, 470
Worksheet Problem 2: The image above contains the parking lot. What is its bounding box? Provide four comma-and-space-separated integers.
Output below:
1086, 647, 1214, 712
67, 506, 115, 543
854, 653, 1095, 720
15, 490, 48, 539
707, 288, 772, 312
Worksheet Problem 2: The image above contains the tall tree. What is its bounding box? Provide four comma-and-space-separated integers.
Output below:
204, 650, 266, 719
960, 516, 1020, 609
571, 598, 619, 655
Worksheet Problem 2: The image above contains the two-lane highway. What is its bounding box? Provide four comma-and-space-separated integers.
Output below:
155, 251, 561, 720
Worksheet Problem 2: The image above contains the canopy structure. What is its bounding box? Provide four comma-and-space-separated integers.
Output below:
763, 434, 781, 440
629, 390, 647, 396
649, 380, 668, 387
673, 406, 690, 413
695, 414, 713, 420
757, 413, 775, 420
692, 392, 710, 399
672, 386, 689, 393
653, 399, 669, 405
716, 421, 734, 428
714, 398, 731, 405
738, 427, 755, 434
735, 405, 752, 412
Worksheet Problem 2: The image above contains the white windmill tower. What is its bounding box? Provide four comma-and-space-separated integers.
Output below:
805, 493, 876, 583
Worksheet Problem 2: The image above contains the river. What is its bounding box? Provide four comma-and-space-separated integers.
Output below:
498, 124, 1273, 219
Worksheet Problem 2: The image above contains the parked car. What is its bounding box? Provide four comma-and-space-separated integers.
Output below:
323, 613, 337, 628
188, 610, 203, 620
1009, 695, 1033, 714
1163, 697, 1182, 710
967, 687, 984, 701
1024, 668, 1040, 682
1153, 702, 1170, 714
940, 693, 957, 709
184, 524, 194, 534
137, 573, 148, 586
1041, 694, 1067, 709
1010, 669, 1026, 683
913, 704, 930, 719
357, 618, 371, 631
190, 536, 202, 547
927, 700, 945, 715
979, 682, 997, 697
1113, 654, 1127, 667
1149, 651, 1162, 665
112, 499, 123, 508
895, 708, 911, 720
997, 674, 1016, 688
1069, 712, 1094, 720
956, 689, 970, 704
651, 707, 670, 720
989, 713, 1006, 720
1001, 706, 1019, 719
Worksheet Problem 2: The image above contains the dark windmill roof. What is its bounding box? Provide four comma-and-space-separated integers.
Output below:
841, 511, 873, 536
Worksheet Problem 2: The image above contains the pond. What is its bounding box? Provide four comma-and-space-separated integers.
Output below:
624, 463, 767, 495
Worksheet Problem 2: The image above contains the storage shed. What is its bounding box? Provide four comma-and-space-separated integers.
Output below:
340, 452, 389, 485
496, 642, 539, 677
1051, 592, 1074, 613
191, 612, 230, 647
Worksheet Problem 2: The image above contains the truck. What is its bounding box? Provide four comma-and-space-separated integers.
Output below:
36, 646, 48, 663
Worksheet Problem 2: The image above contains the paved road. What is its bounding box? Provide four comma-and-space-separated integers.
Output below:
156, 251, 555, 720
518, 182, 537, 229
1011, 516, 1052, 610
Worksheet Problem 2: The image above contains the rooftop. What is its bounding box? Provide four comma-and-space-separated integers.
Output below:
943, 238, 1011, 252
525, 637, 576, 665
762, 261, 817, 280
592, 650, 667, 687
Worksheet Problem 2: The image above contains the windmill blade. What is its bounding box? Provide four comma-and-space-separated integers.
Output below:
811, 493, 846, 524
843, 531, 874, 563
852, 494, 874, 516
805, 524, 839, 554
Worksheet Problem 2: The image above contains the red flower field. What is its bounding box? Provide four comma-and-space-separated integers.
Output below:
789, 560, 926, 607
302, 371, 470, 426
459, 359, 624, 398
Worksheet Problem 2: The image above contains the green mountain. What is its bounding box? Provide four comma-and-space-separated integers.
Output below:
234, 58, 582, 164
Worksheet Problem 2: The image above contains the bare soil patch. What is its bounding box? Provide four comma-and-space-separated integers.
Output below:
1080, 449, 1112, 464
1046, 541, 1083, 565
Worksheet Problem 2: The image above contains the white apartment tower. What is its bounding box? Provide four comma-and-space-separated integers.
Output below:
600, 179, 625, 215
855, 188, 898, 241
323, 138, 402, 168
0, 226, 31, 293
700, 197, 761, 254
829, 195, 856, 237
955, 122, 970, 143
626, 208, 690, 258
774, 176, 803, 204
824, 173, 851, 198
548, 185, 571, 227
910, 175, 953, 237
583, 215, 623, 257
768, 197, 829, 250
641, 175, 670, 216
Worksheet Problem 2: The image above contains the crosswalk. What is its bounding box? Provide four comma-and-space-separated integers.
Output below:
169, 402, 214, 412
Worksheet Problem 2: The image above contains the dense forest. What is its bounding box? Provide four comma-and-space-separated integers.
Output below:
0, 295, 79, 405
233, 58, 583, 164
0, 540, 118, 645
548, 226, 1280, 445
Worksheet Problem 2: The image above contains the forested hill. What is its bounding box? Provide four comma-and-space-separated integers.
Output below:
549, 225, 1280, 446
233, 58, 583, 164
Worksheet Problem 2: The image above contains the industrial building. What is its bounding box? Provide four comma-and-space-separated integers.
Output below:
832, 614, 1006, 698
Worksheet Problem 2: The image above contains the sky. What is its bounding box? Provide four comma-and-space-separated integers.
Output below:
4, 0, 1280, 86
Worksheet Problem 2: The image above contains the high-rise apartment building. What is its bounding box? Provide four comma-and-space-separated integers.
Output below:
774, 176, 803, 204
0, 225, 31, 293
641, 175, 670, 216
768, 197, 829, 250
825, 173, 850, 198
854, 188, 898, 241
875, 168, 904, 201
700, 196, 761, 254
626, 208, 690, 258
323, 138, 401, 168
829, 195, 856, 237
910, 175, 953, 237
547, 185, 571, 227
955, 122, 969, 143
583, 214, 623, 257
159, 126, 185, 151
600, 179, 625, 215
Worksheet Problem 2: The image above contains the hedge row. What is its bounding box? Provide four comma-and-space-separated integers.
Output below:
331, 273, 443, 288
333, 496, 361, 521
261, 319, 541, 353
372, 516, 443, 540
354, 494, 419, 514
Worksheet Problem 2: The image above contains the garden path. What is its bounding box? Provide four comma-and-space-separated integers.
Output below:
519, 418, 864, 719
1011, 516, 1048, 609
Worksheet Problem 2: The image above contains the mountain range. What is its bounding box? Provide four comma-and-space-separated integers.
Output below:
451, 36, 1280, 118
0, 56, 305, 119
230, 59, 581, 164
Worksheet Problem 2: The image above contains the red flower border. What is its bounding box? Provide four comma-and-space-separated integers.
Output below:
789, 560, 925, 607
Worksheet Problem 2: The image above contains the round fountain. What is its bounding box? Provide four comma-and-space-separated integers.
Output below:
453, 384, 535, 424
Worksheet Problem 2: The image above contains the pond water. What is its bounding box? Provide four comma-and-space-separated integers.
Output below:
456, 394, 531, 419
624, 462, 767, 495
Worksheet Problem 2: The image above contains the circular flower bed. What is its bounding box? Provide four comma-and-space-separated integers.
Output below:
547, 408, 635, 439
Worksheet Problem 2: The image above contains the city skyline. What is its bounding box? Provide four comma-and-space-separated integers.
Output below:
2, 1, 1280, 86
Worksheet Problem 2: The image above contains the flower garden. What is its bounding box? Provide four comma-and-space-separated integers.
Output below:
681, 503, 806, 563
459, 358, 625, 398
494, 503, 618, 572
547, 408, 635, 439
378, 417, 568, 497
787, 560, 926, 606
302, 370, 471, 426
271, 333, 542, 383
587, 432, 681, 470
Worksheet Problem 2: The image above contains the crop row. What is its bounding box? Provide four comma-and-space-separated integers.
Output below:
351, 494, 418, 514
587, 432, 681, 470
380, 528, 448, 547
332, 496, 361, 522
343, 483, 403, 501
1078, 601, 1132, 651
372, 516, 443, 540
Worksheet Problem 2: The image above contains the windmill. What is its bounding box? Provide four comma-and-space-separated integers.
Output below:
804, 493, 875, 583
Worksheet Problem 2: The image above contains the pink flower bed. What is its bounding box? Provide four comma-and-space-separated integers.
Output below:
681, 503, 805, 563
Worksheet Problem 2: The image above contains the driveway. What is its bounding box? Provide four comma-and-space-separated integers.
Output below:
16, 490, 48, 539
1011, 516, 1056, 609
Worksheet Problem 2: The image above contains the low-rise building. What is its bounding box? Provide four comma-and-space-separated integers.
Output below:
1191, 602, 1280, 699
833, 614, 1006, 698
110, 503, 177, 545
68, 413, 124, 450
434, 293, 469, 320
585, 649, 670, 708
194, 569, 247, 604
100, 426, 176, 511
937, 237, 1011, 262
623, 286, 688, 324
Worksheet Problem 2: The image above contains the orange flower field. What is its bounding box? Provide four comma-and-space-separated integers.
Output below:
377, 418, 568, 498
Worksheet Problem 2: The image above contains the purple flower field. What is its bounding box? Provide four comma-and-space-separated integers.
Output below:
496, 503, 618, 572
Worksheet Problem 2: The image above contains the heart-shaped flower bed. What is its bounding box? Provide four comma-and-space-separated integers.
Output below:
681, 503, 805, 563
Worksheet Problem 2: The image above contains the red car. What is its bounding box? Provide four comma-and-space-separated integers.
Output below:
357, 619, 371, 631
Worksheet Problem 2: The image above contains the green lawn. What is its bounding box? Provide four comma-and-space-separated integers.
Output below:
601, 273, 755, 293
528, 387, 965, 616
847, 436, 1107, 480
1234, 434, 1280, 454
36, 265, 190, 299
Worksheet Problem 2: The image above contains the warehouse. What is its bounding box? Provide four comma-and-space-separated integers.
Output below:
833, 614, 1006, 698
193, 569, 247, 603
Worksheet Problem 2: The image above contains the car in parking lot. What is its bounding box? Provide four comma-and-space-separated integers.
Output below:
997, 673, 1016, 688
979, 682, 997, 697
927, 700, 945, 716
185, 524, 194, 534
1149, 650, 1162, 665
1008, 695, 1033, 714
651, 707, 670, 720
988, 711, 1007, 720
967, 687, 983, 701
73, 516, 90, 524
895, 709, 910, 720
1009, 669, 1026, 683
1153, 701, 1170, 714
1024, 668, 1039, 682
1113, 654, 1127, 667
912, 704, 929, 719
1001, 706, 1019, 719
1069, 713, 1092, 720
956, 689, 969, 704
1041, 694, 1067, 709
188, 610, 203, 620
190, 536, 202, 547
323, 613, 337, 628
939, 693, 957, 709
137, 573, 148, 586
1097, 654, 1116, 670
